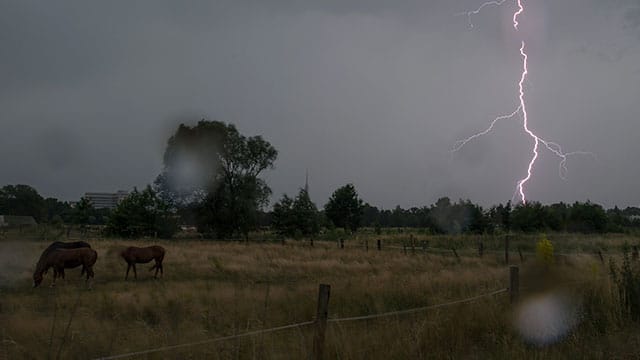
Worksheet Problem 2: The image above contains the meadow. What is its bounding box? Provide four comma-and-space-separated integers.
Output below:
1, 229, 639, 359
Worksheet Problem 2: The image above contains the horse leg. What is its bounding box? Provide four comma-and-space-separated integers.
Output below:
153, 260, 160, 278
51, 269, 57, 287
159, 262, 163, 278
133, 264, 137, 280
125, 264, 131, 280
86, 267, 94, 289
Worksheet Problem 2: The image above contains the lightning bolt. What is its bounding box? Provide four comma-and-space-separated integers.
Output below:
516, 39, 537, 204
455, 0, 509, 29
452, 0, 593, 204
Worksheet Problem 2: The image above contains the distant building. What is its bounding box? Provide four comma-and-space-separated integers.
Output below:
84, 190, 129, 210
0, 215, 37, 227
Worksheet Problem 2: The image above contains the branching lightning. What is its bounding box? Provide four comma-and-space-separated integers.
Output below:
452, 0, 592, 204
456, 0, 509, 29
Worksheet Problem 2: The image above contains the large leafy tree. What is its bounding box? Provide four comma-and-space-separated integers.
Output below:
510, 202, 550, 233
272, 188, 320, 238
44, 197, 73, 224
0, 184, 46, 222
272, 194, 296, 237
568, 201, 608, 233
106, 186, 178, 238
156, 120, 277, 238
487, 202, 511, 234
428, 197, 487, 234
324, 184, 364, 232
73, 197, 94, 234
292, 188, 320, 236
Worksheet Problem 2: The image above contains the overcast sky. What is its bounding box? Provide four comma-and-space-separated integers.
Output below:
1, 0, 640, 208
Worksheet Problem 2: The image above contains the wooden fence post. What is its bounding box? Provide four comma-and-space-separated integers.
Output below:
633, 246, 639, 261
597, 250, 604, 264
411, 236, 416, 254
509, 266, 519, 304
452, 248, 459, 260
312, 284, 331, 360
340, 239, 345, 249
403, 243, 407, 255
310, 238, 314, 247
377, 239, 381, 251
504, 235, 510, 265
479, 241, 484, 258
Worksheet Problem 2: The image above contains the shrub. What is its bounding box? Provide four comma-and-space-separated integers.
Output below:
535, 235, 554, 265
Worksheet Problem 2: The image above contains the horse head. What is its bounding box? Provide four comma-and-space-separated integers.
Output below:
33, 270, 43, 287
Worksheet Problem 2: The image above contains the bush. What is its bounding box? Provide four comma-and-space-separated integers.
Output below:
535, 235, 554, 265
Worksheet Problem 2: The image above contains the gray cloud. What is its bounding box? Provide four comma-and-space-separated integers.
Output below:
1, 0, 639, 208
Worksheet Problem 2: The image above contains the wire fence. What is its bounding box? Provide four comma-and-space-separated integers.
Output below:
328, 288, 507, 323
372, 244, 613, 259
94, 320, 316, 360
92, 287, 508, 360
327, 241, 622, 258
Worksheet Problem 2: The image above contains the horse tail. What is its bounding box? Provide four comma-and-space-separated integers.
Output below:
90, 248, 98, 265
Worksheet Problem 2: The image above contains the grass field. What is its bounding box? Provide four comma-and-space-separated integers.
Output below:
1, 231, 639, 359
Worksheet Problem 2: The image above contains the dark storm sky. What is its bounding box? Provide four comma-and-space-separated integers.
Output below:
1, 0, 640, 208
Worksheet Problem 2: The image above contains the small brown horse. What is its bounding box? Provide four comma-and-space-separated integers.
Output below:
121, 246, 165, 280
33, 248, 98, 287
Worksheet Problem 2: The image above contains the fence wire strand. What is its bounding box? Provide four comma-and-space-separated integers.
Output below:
328, 288, 508, 323
93, 320, 315, 360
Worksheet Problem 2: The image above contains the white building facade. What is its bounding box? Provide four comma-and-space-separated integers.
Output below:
84, 190, 129, 209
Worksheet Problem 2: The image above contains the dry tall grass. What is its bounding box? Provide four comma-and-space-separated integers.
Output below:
0, 236, 638, 359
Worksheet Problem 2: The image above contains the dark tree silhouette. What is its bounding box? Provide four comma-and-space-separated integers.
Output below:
325, 184, 364, 233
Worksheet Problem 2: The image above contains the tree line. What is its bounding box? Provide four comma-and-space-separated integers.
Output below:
2, 120, 639, 238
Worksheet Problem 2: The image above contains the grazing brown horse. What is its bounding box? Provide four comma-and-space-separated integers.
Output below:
33, 248, 98, 287
121, 246, 165, 280
36, 241, 92, 275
